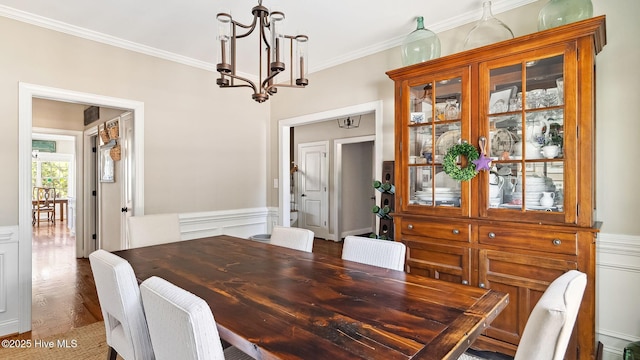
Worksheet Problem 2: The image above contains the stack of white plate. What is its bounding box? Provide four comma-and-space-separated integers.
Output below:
512, 176, 549, 206
415, 188, 461, 202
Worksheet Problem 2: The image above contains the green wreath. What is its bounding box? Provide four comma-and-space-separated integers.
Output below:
442, 142, 480, 181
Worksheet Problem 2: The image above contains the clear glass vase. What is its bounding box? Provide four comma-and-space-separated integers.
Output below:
401, 16, 441, 66
463, 1, 514, 51
538, 0, 593, 31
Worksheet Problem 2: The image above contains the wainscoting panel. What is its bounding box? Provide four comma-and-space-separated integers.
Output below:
597, 232, 640, 359
178, 207, 278, 241
0, 226, 19, 336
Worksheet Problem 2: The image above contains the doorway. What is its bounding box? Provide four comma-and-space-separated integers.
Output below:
278, 100, 383, 241
335, 137, 376, 240
18, 83, 145, 333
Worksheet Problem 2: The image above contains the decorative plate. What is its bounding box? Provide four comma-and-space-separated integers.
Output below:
435, 130, 461, 155
490, 129, 518, 157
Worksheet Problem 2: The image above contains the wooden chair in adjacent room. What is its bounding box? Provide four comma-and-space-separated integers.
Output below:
269, 225, 314, 253
32, 186, 57, 226
127, 213, 182, 248
341, 235, 406, 271
89, 249, 155, 360
140, 276, 253, 360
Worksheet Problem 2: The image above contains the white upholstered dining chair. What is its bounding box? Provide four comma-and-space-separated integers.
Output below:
140, 276, 253, 360
269, 225, 314, 253
513, 270, 587, 360
127, 213, 181, 248
89, 249, 155, 360
341, 235, 406, 271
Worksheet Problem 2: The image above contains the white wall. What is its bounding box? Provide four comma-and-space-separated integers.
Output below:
0, 15, 269, 226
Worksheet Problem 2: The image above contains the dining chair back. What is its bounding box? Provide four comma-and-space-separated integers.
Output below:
341, 235, 406, 271
140, 276, 253, 360
514, 270, 587, 360
269, 226, 314, 252
89, 249, 154, 360
127, 213, 181, 248
32, 187, 57, 226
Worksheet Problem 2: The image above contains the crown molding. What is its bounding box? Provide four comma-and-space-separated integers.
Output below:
1, 0, 536, 76
0, 4, 218, 70
309, 0, 537, 74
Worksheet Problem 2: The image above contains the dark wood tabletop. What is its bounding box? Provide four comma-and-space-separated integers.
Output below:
114, 235, 508, 360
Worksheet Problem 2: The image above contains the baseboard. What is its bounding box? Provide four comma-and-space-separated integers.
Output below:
0, 319, 20, 337
339, 227, 374, 241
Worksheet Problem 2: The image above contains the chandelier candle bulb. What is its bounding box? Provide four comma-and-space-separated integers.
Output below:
215, 13, 232, 77
295, 35, 309, 86
270, 12, 285, 71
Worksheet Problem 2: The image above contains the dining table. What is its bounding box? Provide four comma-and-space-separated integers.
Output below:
114, 235, 509, 360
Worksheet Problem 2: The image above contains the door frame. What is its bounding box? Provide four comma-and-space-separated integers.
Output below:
278, 100, 383, 241
18, 82, 145, 332
334, 135, 376, 241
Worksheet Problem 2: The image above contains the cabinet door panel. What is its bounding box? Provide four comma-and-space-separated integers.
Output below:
399, 68, 472, 218
405, 240, 470, 284
479, 249, 577, 349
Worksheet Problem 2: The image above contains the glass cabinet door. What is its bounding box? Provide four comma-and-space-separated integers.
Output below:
406, 72, 468, 214
481, 51, 568, 219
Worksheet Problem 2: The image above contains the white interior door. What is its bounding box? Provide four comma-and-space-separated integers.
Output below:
98, 112, 135, 251
299, 141, 329, 239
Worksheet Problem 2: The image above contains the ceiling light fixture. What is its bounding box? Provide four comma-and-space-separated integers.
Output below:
337, 116, 361, 129
215, 0, 309, 103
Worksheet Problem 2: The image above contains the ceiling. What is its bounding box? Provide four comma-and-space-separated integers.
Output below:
0, 0, 534, 76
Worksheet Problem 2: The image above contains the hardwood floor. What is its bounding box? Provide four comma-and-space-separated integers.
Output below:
1, 221, 103, 341
1, 224, 343, 341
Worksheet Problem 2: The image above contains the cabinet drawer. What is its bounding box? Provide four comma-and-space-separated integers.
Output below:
478, 225, 577, 255
401, 218, 471, 243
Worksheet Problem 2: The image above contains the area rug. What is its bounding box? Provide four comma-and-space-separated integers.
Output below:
0, 321, 113, 360
0, 321, 493, 360
458, 352, 487, 360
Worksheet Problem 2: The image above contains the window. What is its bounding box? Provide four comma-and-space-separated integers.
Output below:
32, 153, 73, 199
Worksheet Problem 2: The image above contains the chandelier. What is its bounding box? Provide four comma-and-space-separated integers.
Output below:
337, 115, 361, 129
215, 0, 309, 103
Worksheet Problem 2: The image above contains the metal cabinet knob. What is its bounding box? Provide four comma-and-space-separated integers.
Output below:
407, 224, 414, 230
479, 283, 486, 288
452, 229, 460, 235
488, 232, 496, 239
462, 280, 469, 285
552, 239, 562, 246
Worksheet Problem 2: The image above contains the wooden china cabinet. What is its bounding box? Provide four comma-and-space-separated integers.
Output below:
386, 16, 606, 359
